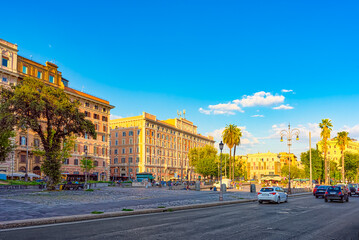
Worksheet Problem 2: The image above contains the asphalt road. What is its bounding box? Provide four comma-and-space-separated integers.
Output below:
1, 195, 359, 240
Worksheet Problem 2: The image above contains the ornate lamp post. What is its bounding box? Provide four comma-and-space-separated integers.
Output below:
219, 141, 224, 201
280, 124, 299, 194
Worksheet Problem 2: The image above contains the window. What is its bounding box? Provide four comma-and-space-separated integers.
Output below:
20, 136, 27, 146
63, 159, 69, 165
114, 158, 118, 164
103, 161, 105, 167
103, 108, 106, 112
129, 131, 133, 136
2, 58, 8, 67
129, 157, 133, 163
121, 158, 126, 163
85, 102, 90, 107
37, 71, 42, 79
102, 148, 105, 155
114, 149, 118, 154
22, 66, 28, 74
2, 77, 7, 83
49, 75, 54, 83
122, 139, 125, 145
74, 159, 79, 165
74, 171, 79, 175
115, 132, 118, 138
122, 148, 126, 154
94, 161, 98, 167
129, 138, 133, 144
102, 135, 105, 142
20, 155, 26, 163
129, 148, 133, 154
34, 139, 40, 147
136, 157, 139, 163
122, 132, 126, 137
137, 130, 140, 135
115, 140, 118, 146
94, 105, 98, 110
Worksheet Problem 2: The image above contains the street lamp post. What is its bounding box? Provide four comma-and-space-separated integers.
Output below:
219, 141, 224, 201
280, 124, 299, 195
84, 145, 88, 189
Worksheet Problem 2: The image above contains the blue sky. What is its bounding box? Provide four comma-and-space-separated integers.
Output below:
2, 1, 359, 158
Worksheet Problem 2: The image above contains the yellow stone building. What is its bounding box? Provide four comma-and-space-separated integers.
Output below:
245, 152, 300, 180
317, 140, 359, 165
109, 112, 215, 181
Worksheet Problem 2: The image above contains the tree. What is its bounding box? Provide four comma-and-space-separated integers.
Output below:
319, 119, 333, 184
344, 152, 359, 182
232, 128, 242, 181
80, 156, 96, 187
0, 114, 16, 162
335, 131, 350, 183
300, 149, 324, 182
222, 124, 241, 180
188, 145, 218, 179
281, 164, 305, 180
0, 77, 96, 189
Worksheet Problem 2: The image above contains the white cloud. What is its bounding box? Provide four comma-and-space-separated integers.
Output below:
262, 123, 322, 141
199, 102, 244, 115
234, 91, 285, 107
341, 124, 359, 139
281, 89, 293, 93
110, 114, 122, 120
273, 104, 294, 110
251, 115, 264, 118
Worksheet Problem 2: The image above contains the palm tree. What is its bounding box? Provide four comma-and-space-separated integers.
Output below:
232, 128, 242, 181
336, 131, 350, 183
222, 124, 237, 179
319, 119, 333, 184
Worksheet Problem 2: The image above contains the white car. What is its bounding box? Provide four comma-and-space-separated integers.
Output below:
258, 187, 288, 204
213, 178, 232, 189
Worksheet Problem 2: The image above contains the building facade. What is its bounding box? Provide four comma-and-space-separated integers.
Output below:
109, 112, 215, 181
317, 140, 359, 165
0, 38, 114, 180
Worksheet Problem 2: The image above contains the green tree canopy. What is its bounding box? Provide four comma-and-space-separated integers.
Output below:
188, 145, 218, 178
344, 152, 359, 182
0, 77, 96, 188
0, 114, 16, 162
281, 164, 305, 180
300, 149, 324, 181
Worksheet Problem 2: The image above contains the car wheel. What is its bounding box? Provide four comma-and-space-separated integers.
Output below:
315, 195, 318, 198
277, 197, 281, 204
284, 196, 288, 203
325, 198, 328, 202
258, 200, 263, 204
346, 196, 349, 202
340, 197, 344, 203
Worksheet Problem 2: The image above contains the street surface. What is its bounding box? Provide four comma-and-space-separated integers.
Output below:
1, 195, 358, 240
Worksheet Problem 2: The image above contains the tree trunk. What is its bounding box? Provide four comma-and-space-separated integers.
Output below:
324, 152, 328, 185
233, 145, 236, 181
229, 148, 232, 179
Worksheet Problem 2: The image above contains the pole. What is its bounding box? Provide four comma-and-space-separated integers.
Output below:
309, 132, 312, 189
11, 151, 14, 180
219, 149, 223, 201
288, 124, 291, 194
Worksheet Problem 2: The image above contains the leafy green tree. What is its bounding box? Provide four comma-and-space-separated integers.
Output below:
281, 164, 305, 180
319, 119, 333, 184
194, 157, 218, 179
188, 145, 218, 179
80, 156, 96, 186
0, 114, 16, 162
0, 77, 96, 189
344, 152, 359, 182
335, 131, 350, 182
300, 149, 324, 182
232, 128, 242, 181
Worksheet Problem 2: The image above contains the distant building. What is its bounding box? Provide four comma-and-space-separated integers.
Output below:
109, 112, 215, 181
317, 139, 359, 166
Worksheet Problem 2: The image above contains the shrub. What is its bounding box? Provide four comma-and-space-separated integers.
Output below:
122, 208, 134, 211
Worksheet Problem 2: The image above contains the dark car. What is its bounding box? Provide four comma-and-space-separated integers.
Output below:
315, 185, 329, 198
324, 185, 349, 203
348, 184, 359, 196
313, 185, 320, 196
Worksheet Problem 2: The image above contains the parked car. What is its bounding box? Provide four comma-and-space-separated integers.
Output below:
348, 183, 359, 196
258, 187, 288, 204
324, 185, 349, 203
315, 185, 330, 198
337, 184, 351, 196
213, 178, 232, 189
313, 185, 320, 196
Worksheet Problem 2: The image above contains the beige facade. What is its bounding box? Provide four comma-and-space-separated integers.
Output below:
110, 112, 215, 181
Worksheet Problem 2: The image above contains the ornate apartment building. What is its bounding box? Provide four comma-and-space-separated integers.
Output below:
109, 112, 215, 181
0, 38, 114, 180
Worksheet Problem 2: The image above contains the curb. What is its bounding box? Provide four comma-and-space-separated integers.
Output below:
0, 199, 257, 229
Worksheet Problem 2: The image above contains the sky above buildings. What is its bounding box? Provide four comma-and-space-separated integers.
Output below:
2, 1, 359, 158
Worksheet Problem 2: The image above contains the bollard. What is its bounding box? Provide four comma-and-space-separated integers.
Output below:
221, 184, 227, 193
250, 184, 256, 193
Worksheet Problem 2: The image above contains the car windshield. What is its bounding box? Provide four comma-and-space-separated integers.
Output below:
328, 187, 340, 191
260, 188, 274, 192
318, 186, 328, 189
348, 184, 357, 188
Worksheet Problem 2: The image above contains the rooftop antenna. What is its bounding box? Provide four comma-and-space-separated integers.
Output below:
177, 110, 182, 119
183, 109, 186, 119
81, 85, 84, 92
30, 55, 33, 60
